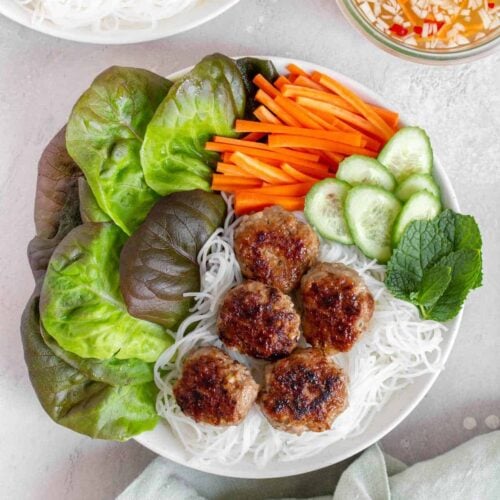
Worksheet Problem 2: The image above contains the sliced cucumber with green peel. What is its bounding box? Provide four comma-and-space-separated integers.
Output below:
337, 155, 396, 191
393, 191, 441, 246
305, 178, 353, 244
345, 186, 401, 263
378, 127, 433, 183
395, 173, 441, 202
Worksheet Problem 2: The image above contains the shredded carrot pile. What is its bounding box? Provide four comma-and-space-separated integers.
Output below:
206, 64, 399, 215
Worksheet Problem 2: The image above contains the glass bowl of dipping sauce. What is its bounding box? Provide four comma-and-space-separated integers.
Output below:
336, 0, 499, 63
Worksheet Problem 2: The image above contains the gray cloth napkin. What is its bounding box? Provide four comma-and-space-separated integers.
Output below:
118, 431, 500, 500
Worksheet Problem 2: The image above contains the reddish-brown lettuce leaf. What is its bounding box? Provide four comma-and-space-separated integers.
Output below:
34, 126, 82, 239
28, 127, 82, 285
120, 190, 226, 329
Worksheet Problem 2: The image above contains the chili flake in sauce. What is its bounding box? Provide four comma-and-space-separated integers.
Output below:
355, 0, 499, 49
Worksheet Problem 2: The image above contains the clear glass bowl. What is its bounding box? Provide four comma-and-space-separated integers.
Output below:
336, 0, 500, 64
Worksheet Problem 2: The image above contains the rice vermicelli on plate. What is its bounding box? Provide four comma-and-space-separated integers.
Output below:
15, 0, 198, 31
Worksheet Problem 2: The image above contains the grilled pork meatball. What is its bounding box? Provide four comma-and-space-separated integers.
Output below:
217, 281, 300, 360
234, 206, 319, 293
300, 262, 374, 352
259, 348, 347, 434
173, 347, 258, 426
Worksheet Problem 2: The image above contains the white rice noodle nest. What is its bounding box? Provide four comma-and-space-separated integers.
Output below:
154, 194, 446, 467
15, 0, 197, 31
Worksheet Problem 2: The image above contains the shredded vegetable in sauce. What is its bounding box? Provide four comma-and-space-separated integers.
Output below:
354, 0, 499, 49
15, 0, 197, 31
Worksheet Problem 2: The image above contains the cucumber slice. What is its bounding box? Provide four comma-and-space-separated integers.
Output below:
345, 186, 401, 263
337, 155, 396, 191
393, 191, 441, 245
304, 178, 353, 244
395, 173, 441, 202
378, 127, 433, 183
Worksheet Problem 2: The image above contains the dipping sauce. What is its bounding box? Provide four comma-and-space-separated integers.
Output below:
354, 0, 499, 49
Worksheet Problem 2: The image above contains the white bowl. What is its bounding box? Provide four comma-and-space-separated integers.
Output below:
0, 0, 240, 44
135, 56, 461, 478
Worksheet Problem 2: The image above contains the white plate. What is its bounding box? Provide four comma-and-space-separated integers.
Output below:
0, 0, 240, 44
135, 56, 462, 478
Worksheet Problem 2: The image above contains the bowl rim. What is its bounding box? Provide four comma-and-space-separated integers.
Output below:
336, 0, 500, 64
135, 55, 463, 478
0, 0, 241, 45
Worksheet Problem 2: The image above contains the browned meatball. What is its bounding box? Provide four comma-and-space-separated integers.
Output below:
217, 281, 300, 360
300, 262, 375, 352
259, 348, 348, 434
173, 347, 258, 426
234, 206, 319, 293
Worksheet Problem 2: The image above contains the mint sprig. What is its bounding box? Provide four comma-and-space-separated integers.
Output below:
385, 210, 482, 321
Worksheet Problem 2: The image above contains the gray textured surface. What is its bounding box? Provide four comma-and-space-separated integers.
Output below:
0, 0, 499, 498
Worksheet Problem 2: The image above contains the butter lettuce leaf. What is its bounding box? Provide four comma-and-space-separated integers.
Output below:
141, 54, 246, 196
120, 190, 226, 329
40, 222, 172, 362
66, 67, 172, 235
33, 126, 82, 239
22, 296, 158, 440
40, 325, 153, 386
28, 127, 82, 285
78, 177, 111, 223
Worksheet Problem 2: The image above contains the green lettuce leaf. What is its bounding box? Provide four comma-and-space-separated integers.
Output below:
27, 129, 154, 385
385, 209, 482, 321
40, 222, 172, 362
66, 66, 172, 235
40, 325, 153, 386
141, 54, 246, 196
22, 296, 158, 440
78, 177, 111, 223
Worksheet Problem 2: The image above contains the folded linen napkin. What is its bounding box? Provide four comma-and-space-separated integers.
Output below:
118, 431, 500, 500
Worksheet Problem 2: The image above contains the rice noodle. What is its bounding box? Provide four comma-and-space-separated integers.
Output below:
154, 195, 446, 467
15, 0, 197, 31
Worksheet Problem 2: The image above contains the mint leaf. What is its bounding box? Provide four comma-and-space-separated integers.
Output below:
425, 249, 482, 321
453, 213, 482, 289
413, 265, 452, 310
385, 217, 452, 298
385, 210, 482, 322
385, 269, 418, 301
453, 212, 482, 252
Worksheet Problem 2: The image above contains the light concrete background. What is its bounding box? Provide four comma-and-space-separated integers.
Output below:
0, 0, 499, 498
